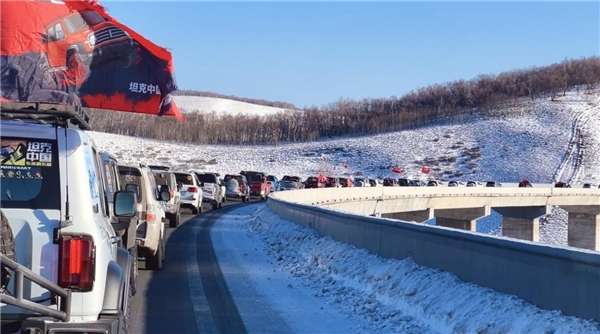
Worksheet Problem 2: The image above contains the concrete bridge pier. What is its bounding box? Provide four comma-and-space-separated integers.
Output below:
495, 206, 550, 242
434, 207, 490, 232
563, 206, 600, 251
382, 209, 434, 223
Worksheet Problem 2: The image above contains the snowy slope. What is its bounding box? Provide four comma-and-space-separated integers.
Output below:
90, 89, 599, 247
173, 95, 291, 116
93, 89, 598, 183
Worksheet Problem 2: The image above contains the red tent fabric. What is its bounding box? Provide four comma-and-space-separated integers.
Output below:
1, 0, 181, 119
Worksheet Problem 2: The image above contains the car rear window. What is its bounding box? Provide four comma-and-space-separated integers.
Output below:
153, 171, 174, 187
1, 137, 60, 209
197, 173, 217, 184
118, 166, 144, 201
174, 172, 194, 185
247, 174, 263, 182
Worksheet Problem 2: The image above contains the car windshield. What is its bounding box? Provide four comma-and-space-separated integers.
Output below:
1, 138, 60, 209
63, 13, 89, 33
80, 10, 106, 26
283, 176, 300, 182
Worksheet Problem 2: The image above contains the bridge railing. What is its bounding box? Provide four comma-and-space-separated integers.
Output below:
268, 187, 600, 322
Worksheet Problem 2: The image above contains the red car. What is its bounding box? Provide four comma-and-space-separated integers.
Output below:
339, 177, 353, 187
304, 176, 326, 189
241, 171, 271, 199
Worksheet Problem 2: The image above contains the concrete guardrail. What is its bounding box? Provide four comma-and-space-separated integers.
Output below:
268, 187, 600, 322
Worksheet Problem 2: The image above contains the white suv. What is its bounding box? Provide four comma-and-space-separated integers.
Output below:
0, 103, 136, 333
117, 165, 167, 270
174, 171, 202, 214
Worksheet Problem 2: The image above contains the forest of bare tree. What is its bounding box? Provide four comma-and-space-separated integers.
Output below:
89, 57, 600, 145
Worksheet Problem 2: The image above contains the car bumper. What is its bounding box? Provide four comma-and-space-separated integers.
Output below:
202, 193, 217, 202
180, 197, 198, 205
20, 315, 121, 334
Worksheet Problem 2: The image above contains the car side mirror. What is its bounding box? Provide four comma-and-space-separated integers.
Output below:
114, 191, 136, 217
159, 189, 171, 202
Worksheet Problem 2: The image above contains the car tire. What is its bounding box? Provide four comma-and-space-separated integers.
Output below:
191, 206, 199, 215
212, 200, 218, 210
1, 210, 15, 291
129, 246, 138, 296
169, 212, 180, 228
146, 238, 164, 271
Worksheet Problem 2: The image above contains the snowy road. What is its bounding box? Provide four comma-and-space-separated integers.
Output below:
129, 202, 366, 334
129, 201, 600, 334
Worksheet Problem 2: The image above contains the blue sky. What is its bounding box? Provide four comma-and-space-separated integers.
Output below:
105, 1, 599, 106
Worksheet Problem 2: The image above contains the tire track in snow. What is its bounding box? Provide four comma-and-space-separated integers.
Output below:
553, 99, 598, 184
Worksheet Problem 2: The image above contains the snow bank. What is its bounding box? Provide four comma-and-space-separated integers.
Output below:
248, 204, 600, 333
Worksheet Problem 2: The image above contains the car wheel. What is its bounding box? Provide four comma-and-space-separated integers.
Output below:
191, 206, 199, 215
169, 211, 180, 228
146, 239, 163, 270
212, 200, 218, 210
129, 246, 138, 296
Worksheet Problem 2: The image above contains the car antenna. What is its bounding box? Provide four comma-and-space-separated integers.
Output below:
61, 114, 73, 229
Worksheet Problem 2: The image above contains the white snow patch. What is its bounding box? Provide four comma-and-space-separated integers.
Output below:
245, 203, 600, 333
173, 95, 291, 116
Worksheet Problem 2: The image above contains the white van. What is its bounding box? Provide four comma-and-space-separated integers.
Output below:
0, 102, 139, 333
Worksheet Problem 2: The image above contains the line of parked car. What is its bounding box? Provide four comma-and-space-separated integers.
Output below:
0, 103, 293, 334
273, 175, 600, 189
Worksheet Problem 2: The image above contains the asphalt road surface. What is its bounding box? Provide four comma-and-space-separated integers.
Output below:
129, 201, 249, 334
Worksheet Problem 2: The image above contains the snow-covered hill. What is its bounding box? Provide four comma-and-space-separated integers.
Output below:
95, 89, 599, 184
173, 95, 292, 116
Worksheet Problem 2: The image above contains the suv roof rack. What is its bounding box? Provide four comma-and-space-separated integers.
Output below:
0, 101, 91, 130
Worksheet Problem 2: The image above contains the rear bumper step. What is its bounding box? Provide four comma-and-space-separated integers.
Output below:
20, 315, 120, 334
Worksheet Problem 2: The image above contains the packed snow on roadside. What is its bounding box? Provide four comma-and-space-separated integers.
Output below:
233, 203, 600, 334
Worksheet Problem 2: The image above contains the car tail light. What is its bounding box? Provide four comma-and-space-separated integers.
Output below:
188, 186, 198, 193
145, 211, 156, 222
59, 236, 95, 291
